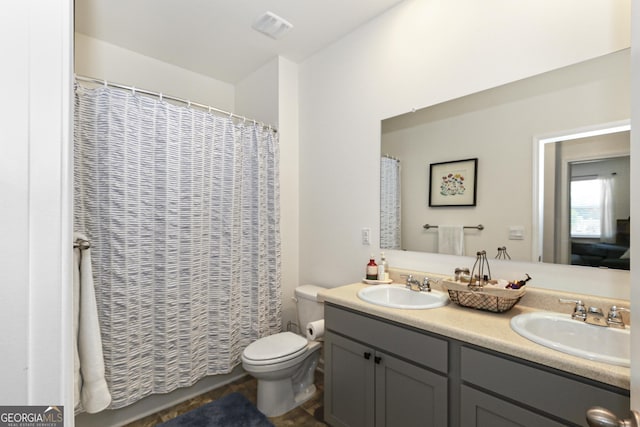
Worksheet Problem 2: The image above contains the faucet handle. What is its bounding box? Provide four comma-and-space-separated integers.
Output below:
609, 305, 630, 313
403, 274, 417, 289
420, 277, 431, 292
607, 305, 630, 328
559, 298, 587, 320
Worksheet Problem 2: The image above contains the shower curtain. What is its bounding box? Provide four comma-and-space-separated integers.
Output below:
73, 83, 282, 408
380, 156, 401, 250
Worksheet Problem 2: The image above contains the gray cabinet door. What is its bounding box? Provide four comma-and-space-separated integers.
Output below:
461, 346, 629, 426
325, 331, 375, 427
460, 386, 566, 427
375, 351, 448, 427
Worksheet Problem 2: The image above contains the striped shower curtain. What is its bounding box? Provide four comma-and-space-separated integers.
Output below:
380, 156, 401, 249
73, 83, 282, 408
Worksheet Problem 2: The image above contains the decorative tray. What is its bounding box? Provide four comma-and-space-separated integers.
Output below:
442, 279, 525, 313
362, 278, 393, 285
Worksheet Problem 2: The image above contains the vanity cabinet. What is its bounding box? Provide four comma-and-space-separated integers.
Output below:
460, 346, 630, 427
324, 303, 630, 427
324, 304, 448, 427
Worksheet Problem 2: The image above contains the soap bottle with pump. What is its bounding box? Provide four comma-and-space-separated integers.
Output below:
366, 255, 378, 280
379, 252, 389, 281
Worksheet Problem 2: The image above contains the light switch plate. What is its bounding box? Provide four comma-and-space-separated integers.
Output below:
509, 226, 525, 240
361, 228, 371, 245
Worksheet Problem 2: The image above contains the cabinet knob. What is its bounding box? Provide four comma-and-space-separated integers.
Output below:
364, 352, 371, 360
586, 407, 640, 427
374, 356, 382, 364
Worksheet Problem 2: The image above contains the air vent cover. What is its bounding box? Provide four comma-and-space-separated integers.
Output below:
252, 11, 293, 40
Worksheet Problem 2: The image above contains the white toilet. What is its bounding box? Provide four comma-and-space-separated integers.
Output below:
241, 284, 325, 417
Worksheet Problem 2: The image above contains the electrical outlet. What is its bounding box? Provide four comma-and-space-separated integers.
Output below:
361, 228, 371, 245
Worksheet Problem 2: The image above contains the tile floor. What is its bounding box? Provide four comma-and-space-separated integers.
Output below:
123, 371, 327, 427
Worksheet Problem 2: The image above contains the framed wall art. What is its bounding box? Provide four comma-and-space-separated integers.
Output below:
429, 158, 478, 207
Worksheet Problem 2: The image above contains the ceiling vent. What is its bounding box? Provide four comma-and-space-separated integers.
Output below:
252, 11, 293, 40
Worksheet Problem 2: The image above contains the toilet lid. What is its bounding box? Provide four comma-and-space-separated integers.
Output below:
243, 332, 307, 361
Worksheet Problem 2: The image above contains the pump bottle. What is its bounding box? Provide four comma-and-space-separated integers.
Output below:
379, 252, 389, 281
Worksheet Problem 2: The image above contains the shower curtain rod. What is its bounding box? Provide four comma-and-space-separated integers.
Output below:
74, 75, 278, 133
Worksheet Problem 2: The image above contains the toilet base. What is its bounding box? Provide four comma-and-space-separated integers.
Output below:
256, 376, 296, 417
250, 343, 321, 417
294, 383, 317, 405
256, 379, 317, 417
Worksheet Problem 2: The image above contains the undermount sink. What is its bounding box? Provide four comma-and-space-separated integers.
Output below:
357, 284, 449, 309
510, 311, 630, 367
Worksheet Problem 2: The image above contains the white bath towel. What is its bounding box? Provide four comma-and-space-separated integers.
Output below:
73, 232, 112, 413
438, 225, 465, 256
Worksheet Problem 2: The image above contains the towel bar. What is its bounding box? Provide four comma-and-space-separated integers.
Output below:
423, 224, 484, 230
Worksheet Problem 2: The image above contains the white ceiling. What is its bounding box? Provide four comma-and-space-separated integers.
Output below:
75, 0, 406, 84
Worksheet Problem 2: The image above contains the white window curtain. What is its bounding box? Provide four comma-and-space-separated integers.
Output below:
73, 83, 281, 408
380, 156, 401, 250
600, 176, 616, 243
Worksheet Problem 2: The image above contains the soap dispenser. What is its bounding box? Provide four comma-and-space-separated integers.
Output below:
379, 252, 389, 281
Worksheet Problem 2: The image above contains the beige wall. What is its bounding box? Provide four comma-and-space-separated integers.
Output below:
75, 33, 235, 110
235, 57, 302, 329
276, 58, 301, 330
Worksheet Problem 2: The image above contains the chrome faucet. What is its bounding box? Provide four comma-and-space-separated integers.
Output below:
607, 305, 630, 328
584, 306, 607, 327
560, 299, 628, 327
405, 274, 420, 291
405, 274, 431, 292
420, 277, 432, 292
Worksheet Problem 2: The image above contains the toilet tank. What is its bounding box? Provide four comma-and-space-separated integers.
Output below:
295, 284, 325, 328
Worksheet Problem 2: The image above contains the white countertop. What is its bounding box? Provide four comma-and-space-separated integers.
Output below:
318, 281, 630, 390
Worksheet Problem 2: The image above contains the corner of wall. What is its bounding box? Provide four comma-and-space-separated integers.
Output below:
276, 57, 300, 330
235, 56, 301, 330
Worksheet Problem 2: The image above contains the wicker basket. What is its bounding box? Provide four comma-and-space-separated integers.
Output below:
443, 279, 525, 313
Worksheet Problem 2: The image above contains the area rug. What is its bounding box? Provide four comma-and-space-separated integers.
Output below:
157, 392, 274, 427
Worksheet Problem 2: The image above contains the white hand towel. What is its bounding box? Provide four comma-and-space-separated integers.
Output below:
438, 225, 465, 256
73, 232, 112, 413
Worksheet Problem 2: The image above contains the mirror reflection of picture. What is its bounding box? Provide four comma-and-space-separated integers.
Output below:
429, 158, 477, 207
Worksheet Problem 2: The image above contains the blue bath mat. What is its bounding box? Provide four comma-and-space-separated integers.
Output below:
156, 392, 274, 427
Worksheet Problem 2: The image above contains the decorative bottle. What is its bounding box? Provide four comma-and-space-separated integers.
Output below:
366, 255, 378, 280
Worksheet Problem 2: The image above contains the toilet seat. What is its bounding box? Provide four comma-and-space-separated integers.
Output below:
243, 332, 308, 366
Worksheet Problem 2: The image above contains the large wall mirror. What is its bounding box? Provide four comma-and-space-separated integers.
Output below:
380, 49, 630, 271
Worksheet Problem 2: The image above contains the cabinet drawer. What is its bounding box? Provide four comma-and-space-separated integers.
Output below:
325, 304, 447, 373
460, 346, 629, 426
